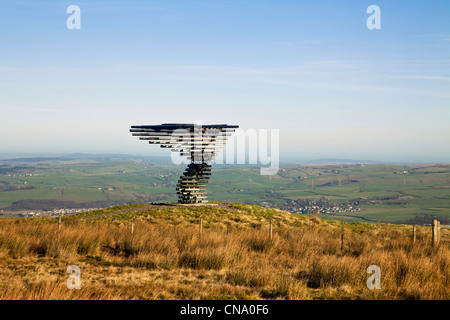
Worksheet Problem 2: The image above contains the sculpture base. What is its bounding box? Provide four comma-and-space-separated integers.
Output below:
176, 162, 212, 204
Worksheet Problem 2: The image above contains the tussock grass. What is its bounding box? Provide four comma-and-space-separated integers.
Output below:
0, 203, 448, 300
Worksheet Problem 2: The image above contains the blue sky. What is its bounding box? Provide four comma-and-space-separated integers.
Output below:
0, 0, 449, 163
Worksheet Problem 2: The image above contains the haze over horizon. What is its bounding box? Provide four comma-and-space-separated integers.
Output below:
1, 1, 449, 164
0, 152, 447, 166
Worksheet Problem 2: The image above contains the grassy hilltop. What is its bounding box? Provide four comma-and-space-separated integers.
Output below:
0, 203, 448, 300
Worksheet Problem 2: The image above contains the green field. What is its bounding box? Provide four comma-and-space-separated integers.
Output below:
0, 160, 449, 224
208, 164, 450, 223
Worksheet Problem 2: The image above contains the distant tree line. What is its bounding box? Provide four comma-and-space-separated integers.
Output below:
6, 199, 117, 211
407, 214, 450, 226
0, 166, 33, 174
0, 186, 35, 192
5, 193, 169, 211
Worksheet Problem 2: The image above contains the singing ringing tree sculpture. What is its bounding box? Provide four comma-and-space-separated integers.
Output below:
130, 123, 239, 204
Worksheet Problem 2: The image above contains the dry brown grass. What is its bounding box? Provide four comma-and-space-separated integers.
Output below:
0, 205, 448, 300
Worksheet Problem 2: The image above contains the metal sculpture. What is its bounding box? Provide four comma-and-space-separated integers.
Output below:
130, 123, 238, 203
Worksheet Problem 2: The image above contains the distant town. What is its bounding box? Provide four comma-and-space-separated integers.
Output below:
260, 198, 361, 215
13, 208, 102, 218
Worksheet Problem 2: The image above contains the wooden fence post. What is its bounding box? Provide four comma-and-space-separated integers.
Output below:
412, 224, 416, 244
341, 220, 344, 250
269, 219, 273, 240
432, 220, 440, 247
131, 219, 134, 235
58, 215, 62, 232
199, 218, 203, 237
